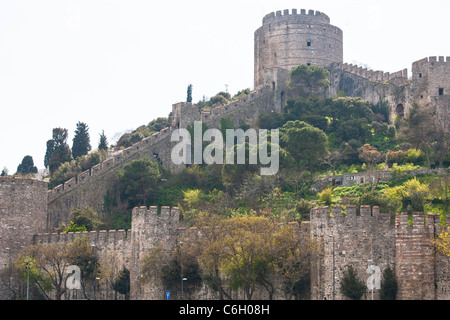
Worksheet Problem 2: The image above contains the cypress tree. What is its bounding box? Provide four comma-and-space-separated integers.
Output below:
98, 130, 108, 151
72, 122, 91, 159
380, 266, 398, 300
187, 84, 193, 103
340, 265, 366, 300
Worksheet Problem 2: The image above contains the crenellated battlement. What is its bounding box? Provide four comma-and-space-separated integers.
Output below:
131, 206, 180, 225
332, 62, 409, 83
0, 176, 48, 188
413, 56, 450, 68
263, 9, 330, 25
310, 205, 388, 220
200, 85, 272, 123
47, 125, 173, 202
395, 211, 450, 235
34, 229, 129, 245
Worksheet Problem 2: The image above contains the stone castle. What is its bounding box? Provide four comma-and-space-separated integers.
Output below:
1, 9, 449, 300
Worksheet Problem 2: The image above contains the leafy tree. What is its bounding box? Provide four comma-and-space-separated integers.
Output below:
70, 206, 105, 231
161, 244, 203, 299
16, 155, 38, 175
98, 130, 108, 151
358, 190, 402, 220
140, 242, 202, 300
329, 97, 374, 123
288, 65, 330, 96
318, 187, 333, 206
432, 107, 450, 169
371, 100, 389, 123
400, 102, 436, 169
1, 167, 8, 176
117, 157, 162, 208
72, 122, 91, 159
340, 140, 363, 165
322, 150, 342, 176
18, 239, 97, 300
66, 237, 99, 299
209, 94, 229, 106
257, 112, 287, 130
434, 227, 450, 257
112, 267, 130, 300
216, 217, 275, 300
147, 117, 170, 133
99, 250, 123, 299
63, 221, 87, 233
14, 255, 52, 300
340, 265, 366, 300
379, 266, 398, 300
358, 144, 383, 171
281, 121, 329, 175
271, 224, 321, 300
385, 150, 407, 167
233, 88, 251, 100
192, 215, 320, 300
429, 174, 450, 214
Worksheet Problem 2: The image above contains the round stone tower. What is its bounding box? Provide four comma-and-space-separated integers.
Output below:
254, 9, 343, 88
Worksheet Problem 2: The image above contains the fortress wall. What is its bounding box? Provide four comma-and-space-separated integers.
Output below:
332, 62, 408, 84
201, 84, 280, 128
0, 177, 49, 300
33, 206, 181, 300
310, 204, 450, 300
46, 130, 176, 230
129, 206, 181, 300
328, 65, 397, 106
395, 212, 437, 300
33, 229, 131, 300
310, 205, 395, 300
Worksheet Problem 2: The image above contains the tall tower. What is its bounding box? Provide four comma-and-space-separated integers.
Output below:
0, 177, 48, 299
254, 9, 343, 88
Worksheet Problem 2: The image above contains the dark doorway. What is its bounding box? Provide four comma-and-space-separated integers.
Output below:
396, 104, 405, 118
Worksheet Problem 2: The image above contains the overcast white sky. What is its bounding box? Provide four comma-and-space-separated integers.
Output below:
1, 0, 449, 173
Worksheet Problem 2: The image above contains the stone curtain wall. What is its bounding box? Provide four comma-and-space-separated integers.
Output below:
0, 178, 48, 300
129, 206, 181, 300
310, 205, 395, 300
395, 212, 450, 300
395, 212, 436, 300
310, 205, 450, 300
34, 229, 131, 300
32, 206, 181, 300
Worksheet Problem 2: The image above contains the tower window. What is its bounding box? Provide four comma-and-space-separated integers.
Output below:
419, 73, 422, 78
307, 41, 312, 47
439, 88, 444, 96
396, 104, 405, 117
